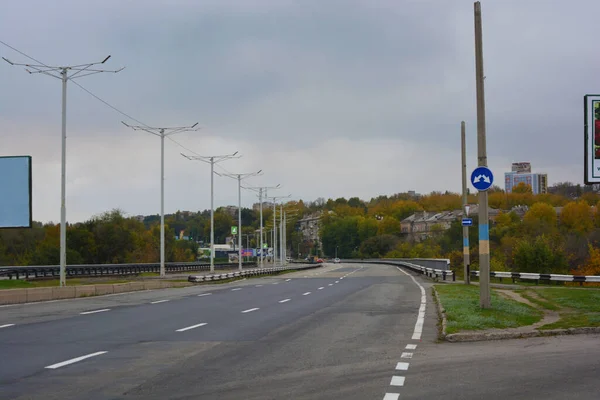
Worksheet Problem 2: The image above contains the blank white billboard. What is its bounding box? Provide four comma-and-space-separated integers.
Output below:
0, 156, 32, 228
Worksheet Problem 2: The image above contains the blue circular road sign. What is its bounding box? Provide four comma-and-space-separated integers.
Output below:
471, 166, 494, 191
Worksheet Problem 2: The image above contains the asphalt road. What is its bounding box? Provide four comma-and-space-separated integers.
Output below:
0, 262, 435, 400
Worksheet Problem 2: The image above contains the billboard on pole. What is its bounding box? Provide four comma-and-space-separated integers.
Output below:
0, 156, 32, 228
585, 95, 600, 184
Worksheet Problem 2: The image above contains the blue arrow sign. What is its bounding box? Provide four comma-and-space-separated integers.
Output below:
470, 166, 494, 191
462, 218, 473, 226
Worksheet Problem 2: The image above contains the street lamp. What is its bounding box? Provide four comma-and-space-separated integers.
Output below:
243, 184, 280, 265
122, 122, 200, 277
3, 53, 123, 287
217, 170, 262, 271
181, 152, 240, 273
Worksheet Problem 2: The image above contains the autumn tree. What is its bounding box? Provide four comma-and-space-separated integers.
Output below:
560, 201, 593, 234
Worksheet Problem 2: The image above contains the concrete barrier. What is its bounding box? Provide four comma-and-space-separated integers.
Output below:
143, 281, 162, 290
53, 287, 76, 299
0, 289, 27, 304
95, 284, 115, 295
112, 283, 132, 293
26, 287, 54, 302
75, 286, 96, 298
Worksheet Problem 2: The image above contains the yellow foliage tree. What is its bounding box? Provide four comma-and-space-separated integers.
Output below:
560, 201, 593, 234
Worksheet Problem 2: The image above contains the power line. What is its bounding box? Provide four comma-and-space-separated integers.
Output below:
0, 39, 48, 67
70, 80, 150, 128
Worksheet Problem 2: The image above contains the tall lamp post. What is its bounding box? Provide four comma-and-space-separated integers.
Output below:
243, 184, 280, 265
218, 170, 262, 271
3, 54, 123, 287
181, 152, 239, 273
122, 122, 200, 277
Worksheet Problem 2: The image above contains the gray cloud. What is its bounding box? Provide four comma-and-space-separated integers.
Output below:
1, 0, 599, 222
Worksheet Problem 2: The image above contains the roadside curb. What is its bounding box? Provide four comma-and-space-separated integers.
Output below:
445, 326, 600, 342
431, 286, 448, 340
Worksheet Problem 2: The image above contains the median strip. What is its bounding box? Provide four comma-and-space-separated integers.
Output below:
80, 309, 110, 315
176, 323, 207, 332
45, 351, 107, 369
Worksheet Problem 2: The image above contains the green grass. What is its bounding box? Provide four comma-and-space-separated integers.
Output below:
435, 284, 542, 334
519, 292, 560, 311
0, 278, 131, 289
532, 288, 600, 312
138, 272, 159, 277
539, 313, 600, 330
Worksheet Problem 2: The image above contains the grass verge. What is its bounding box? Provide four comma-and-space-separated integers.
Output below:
0, 278, 133, 289
530, 288, 600, 330
435, 284, 542, 334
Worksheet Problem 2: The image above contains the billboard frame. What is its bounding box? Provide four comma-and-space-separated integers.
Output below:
584, 95, 600, 184
0, 155, 33, 229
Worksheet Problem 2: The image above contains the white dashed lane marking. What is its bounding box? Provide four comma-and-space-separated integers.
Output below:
176, 323, 207, 332
279, 299, 291, 303
231, 288, 242, 291
390, 376, 405, 386
285, 279, 291, 282
150, 300, 169, 304
401, 352, 413, 359
198, 293, 212, 297
303, 292, 311, 296
0, 324, 15, 329
383, 393, 400, 400
396, 362, 409, 370
45, 351, 107, 369
241, 308, 260, 313
255, 285, 263, 287
318, 287, 324, 290
406, 344, 417, 350
80, 309, 110, 315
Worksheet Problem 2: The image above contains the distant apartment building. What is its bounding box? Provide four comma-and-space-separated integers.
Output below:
504, 162, 548, 194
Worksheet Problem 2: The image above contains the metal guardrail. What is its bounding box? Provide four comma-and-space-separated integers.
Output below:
342, 259, 455, 281
0, 261, 257, 280
188, 263, 321, 282
471, 270, 600, 284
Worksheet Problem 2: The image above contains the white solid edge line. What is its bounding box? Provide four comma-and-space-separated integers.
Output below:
396, 362, 410, 370
80, 309, 110, 315
383, 393, 400, 400
176, 323, 207, 332
401, 352, 413, 358
150, 300, 170, 304
406, 344, 417, 350
45, 351, 108, 369
198, 293, 212, 297
303, 292, 311, 295
241, 307, 260, 313
390, 376, 406, 386
0, 324, 15, 328
279, 299, 291, 303
397, 266, 426, 340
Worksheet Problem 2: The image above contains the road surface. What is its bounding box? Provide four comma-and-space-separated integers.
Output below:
0, 263, 434, 399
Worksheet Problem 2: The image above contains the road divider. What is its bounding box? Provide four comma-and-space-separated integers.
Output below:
187, 264, 321, 284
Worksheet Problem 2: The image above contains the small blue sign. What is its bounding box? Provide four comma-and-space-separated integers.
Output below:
470, 166, 494, 191
462, 218, 473, 226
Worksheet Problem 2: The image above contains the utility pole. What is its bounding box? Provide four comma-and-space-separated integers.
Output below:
219, 170, 262, 271
3, 54, 123, 287
243, 184, 280, 265
461, 121, 470, 285
123, 123, 200, 278
474, 1, 490, 308
181, 152, 239, 273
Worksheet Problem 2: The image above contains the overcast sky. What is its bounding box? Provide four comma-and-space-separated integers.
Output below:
1, 0, 597, 223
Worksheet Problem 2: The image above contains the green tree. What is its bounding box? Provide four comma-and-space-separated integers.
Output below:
512, 236, 568, 274
360, 235, 399, 258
